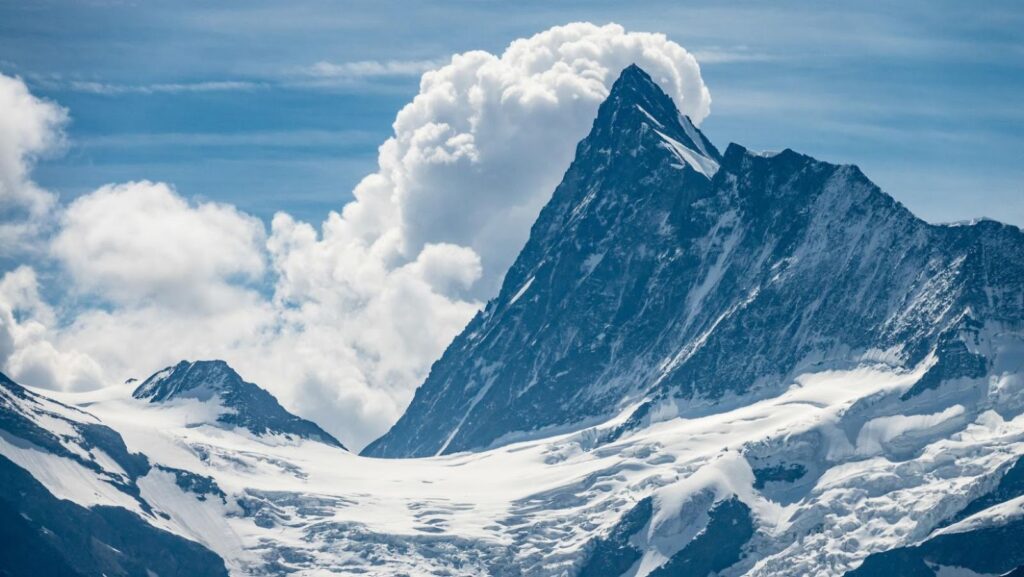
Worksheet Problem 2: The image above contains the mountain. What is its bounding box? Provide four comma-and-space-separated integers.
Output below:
133, 360, 345, 449
1, 64, 1024, 577
0, 371, 229, 577
363, 64, 1024, 458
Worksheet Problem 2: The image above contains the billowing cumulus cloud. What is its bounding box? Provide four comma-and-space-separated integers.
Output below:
331, 21, 710, 297
5, 181, 271, 392
257, 22, 711, 446
0, 73, 68, 253
52, 181, 266, 309
0, 23, 711, 450
0, 266, 105, 391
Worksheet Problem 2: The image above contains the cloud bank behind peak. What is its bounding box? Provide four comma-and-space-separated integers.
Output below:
0, 22, 711, 450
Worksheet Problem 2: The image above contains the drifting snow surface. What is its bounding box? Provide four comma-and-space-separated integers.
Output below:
4, 334, 1015, 576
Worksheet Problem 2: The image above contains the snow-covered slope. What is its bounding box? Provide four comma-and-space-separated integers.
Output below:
7, 347, 1024, 576
0, 372, 230, 576
2, 64, 1024, 577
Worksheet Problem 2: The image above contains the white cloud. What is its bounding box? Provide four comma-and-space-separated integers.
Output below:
5, 181, 271, 391
52, 181, 266, 309
0, 22, 712, 450
0, 266, 105, 391
306, 21, 711, 298
0, 73, 67, 254
262, 214, 483, 445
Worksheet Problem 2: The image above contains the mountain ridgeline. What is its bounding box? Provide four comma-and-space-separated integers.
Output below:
364, 64, 1024, 458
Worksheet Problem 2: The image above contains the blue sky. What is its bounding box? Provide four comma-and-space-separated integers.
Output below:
3, 0, 1022, 226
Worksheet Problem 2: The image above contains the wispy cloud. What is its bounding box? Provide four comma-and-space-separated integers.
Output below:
301, 59, 441, 79
51, 59, 440, 96
691, 46, 776, 64
73, 129, 380, 149
66, 80, 265, 95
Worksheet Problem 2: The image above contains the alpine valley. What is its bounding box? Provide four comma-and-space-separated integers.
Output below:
2, 65, 1023, 577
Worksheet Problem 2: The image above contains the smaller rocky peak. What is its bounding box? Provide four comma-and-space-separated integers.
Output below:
134, 360, 346, 449
133, 360, 240, 403
607, 64, 678, 122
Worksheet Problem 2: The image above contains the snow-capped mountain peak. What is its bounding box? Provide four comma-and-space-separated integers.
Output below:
364, 65, 1024, 460
594, 63, 721, 177
134, 360, 237, 402
134, 360, 345, 449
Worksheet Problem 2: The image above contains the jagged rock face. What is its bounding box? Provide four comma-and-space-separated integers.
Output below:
134, 360, 346, 449
364, 65, 1024, 458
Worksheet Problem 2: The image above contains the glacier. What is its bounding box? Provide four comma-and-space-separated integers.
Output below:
4, 353, 1024, 575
